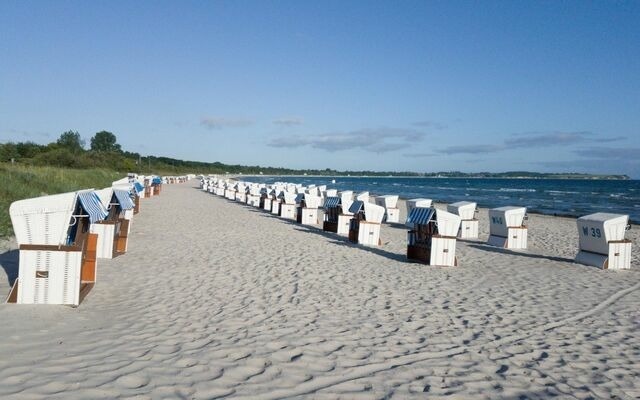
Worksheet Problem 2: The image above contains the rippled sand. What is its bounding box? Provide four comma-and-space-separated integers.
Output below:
0, 181, 638, 399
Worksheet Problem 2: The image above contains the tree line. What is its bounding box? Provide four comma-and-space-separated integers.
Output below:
0, 130, 423, 176
3, 131, 625, 178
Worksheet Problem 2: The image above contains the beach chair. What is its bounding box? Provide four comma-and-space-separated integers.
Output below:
296, 193, 321, 225
279, 192, 298, 220
374, 195, 400, 223
406, 207, 461, 266
91, 188, 136, 258
447, 201, 479, 239
322, 193, 354, 235
6, 190, 108, 306
247, 185, 262, 207
348, 201, 386, 246
406, 198, 432, 216
235, 183, 247, 203
575, 213, 632, 269
487, 206, 528, 249
356, 191, 370, 203
143, 177, 154, 198
152, 177, 162, 196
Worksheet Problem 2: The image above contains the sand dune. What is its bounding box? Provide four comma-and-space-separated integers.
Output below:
0, 181, 638, 399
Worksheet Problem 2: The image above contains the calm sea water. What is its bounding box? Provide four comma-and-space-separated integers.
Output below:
243, 176, 640, 223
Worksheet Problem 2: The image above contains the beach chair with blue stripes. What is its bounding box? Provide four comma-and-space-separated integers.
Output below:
406, 207, 461, 266
347, 201, 386, 246
6, 190, 107, 305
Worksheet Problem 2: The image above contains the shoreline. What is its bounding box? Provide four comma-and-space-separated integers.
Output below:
0, 181, 637, 398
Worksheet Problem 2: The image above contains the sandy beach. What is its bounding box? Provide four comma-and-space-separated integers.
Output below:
0, 180, 638, 399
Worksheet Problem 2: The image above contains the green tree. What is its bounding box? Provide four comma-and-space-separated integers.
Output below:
16, 141, 45, 158
0, 142, 19, 162
90, 131, 121, 152
56, 130, 85, 153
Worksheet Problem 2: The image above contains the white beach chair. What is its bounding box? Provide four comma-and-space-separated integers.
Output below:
374, 195, 400, 223
6, 190, 106, 306
296, 193, 321, 225
406, 198, 432, 216
487, 206, 528, 249
347, 201, 386, 247
406, 207, 461, 266
575, 213, 632, 269
447, 201, 479, 239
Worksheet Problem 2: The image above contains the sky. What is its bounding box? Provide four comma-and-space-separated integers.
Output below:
1, 0, 639, 177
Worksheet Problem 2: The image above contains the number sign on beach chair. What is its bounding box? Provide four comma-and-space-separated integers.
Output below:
575, 213, 632, 270
487, 206, 528, 249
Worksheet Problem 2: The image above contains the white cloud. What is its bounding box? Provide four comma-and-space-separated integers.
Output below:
200, 117, 253, 130
268, 127, 426, 153
273, 117, 304, 126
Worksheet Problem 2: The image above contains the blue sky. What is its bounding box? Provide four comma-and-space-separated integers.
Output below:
1, 1, 639, 176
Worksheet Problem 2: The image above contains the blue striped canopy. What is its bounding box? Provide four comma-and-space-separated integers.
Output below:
323, 196, 340, 209
348, 200, 364, 214
77, 191, 109, 223
152, 177, 162, 184
406, 207, 435, 226
113, 189, 135, 210
134, 182, 144, 193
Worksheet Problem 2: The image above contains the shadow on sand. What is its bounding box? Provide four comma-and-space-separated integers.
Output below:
467, 243, 575, 264
0, 249, 19, 287
245, 206, 410, 263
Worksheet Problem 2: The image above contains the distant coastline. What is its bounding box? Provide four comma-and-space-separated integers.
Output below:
234, 172, 631, 180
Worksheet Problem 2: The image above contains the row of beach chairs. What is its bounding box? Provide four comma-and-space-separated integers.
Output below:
5, 174, 191, 306
200, 176, 632, 270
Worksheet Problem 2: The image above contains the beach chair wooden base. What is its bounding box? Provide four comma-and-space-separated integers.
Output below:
407, 238, 458, 267
575, 240, 631, 270
6, 279, 18, 303
91, 222, 118, 259
280, 204, 297, 220
271, 200, 280, 215
9, 233, 98, 306
386, 208, 400, 223
134, 196, 140, 214
488, 227, 527, 249
323, 221, 338, 233
297, 208, 318, 225
337, 215, 351, 235
349, 221, 382, 247
247, 195, 260, 207
459, 220, 479, 239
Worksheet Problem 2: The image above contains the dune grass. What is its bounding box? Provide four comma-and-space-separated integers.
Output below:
0, 163, 123, 238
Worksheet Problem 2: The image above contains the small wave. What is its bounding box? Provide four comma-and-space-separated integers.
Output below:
499, 188, 536, 192
545, 190, 579, 195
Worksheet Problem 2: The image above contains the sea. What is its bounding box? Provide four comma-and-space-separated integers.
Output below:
243, 176, 640, 223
